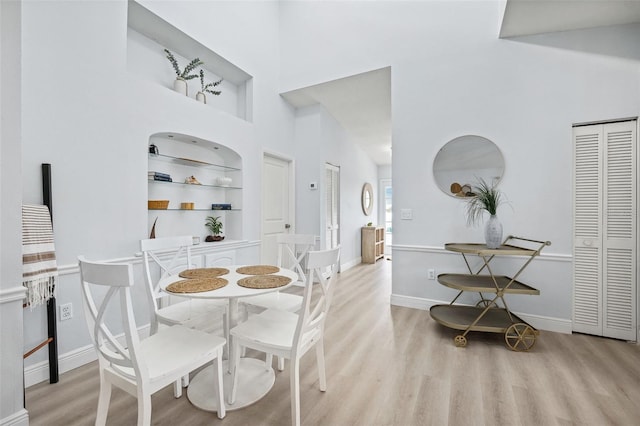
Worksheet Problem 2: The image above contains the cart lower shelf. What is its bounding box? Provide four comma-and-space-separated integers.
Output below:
430, 304, 539, 351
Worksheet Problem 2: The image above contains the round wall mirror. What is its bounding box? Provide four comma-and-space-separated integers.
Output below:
433, 135, 505, 198
361, 183, 374, 215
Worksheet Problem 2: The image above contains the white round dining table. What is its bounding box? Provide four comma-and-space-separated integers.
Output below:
159, 264, 299, 412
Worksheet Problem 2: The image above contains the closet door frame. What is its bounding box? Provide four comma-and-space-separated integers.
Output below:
572, 118, 638, 342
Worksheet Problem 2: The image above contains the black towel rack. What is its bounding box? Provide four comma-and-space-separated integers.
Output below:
22, 163, 59, 384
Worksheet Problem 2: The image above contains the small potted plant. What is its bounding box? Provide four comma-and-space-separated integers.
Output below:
205, 216, 224, 242
164, 49, 203, 95
196, 69, 223, 104
465, 178, 504, 249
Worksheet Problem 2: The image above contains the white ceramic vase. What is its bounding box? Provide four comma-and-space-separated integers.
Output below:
173, 77, 188, 96
196, 92, 207, 104
484, 215, 503, 249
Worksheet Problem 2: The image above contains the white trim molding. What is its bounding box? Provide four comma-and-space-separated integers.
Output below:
391, 244, 573, 263
0, 286, 27, 304
0, 409, 29, 426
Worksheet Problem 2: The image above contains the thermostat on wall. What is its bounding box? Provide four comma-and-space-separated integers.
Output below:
309, 182, 318, 190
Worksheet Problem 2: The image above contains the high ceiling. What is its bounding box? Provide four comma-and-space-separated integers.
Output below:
500, 0, 640, 37
280, 0, 640, 166
280, 67, 392, 165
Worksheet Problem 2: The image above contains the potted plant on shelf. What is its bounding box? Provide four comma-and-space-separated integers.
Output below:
164, 48, 203, 96
205, 215, 224, 242
465, 178, 504, 249
196, 69, 223, 104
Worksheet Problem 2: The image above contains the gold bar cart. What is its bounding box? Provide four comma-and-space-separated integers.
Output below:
430, 235, 551, 351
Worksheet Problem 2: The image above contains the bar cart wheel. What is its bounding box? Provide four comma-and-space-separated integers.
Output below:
454, 335, 467, 347
504, 323, 537, 352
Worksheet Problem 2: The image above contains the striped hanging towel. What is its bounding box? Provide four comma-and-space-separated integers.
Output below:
22, 204, 58, 308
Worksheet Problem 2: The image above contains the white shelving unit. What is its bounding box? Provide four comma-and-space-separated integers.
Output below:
147, 132, 243, 241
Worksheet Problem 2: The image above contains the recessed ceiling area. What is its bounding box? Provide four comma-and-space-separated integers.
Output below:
500, 0, 640, 38
281, 67, 392, 165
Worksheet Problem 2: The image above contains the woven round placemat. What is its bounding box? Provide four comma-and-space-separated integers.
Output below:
178, 268, 229, 279
166, 278, 228, 293
237, 275, 291, 289
236, 265, 279, 275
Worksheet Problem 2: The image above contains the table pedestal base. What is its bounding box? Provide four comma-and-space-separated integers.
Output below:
187, 358, 275, 412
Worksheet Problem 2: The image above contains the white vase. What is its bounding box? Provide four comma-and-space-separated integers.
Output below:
196, 92, 207, 104
484, 215, 503, 249
173, 77, 188, 96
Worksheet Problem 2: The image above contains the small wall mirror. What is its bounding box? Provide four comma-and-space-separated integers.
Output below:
361, 183, 374, 215
433, 135, 505, 198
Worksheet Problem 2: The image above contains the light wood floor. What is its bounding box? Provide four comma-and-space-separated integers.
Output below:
26, 260, 640, 425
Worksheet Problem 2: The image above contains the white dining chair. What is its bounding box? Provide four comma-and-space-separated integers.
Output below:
141, 236, 230, 390
78, 256, 226, 426
229, 246, 340, 426
240, 233, 316, 370
140, 235, 228, 335
241, 233, 316, 313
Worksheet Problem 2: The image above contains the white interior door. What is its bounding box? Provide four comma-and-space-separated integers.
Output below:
261, 154, 293, 264
325, 164, 340, 250
573, 120, 637, 341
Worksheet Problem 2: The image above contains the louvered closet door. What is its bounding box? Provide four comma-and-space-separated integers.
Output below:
602, 122, 636, 340
573, 120, 637, 341
573, 125, 604, 336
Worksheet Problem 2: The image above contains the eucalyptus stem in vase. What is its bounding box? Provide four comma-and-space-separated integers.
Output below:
164, 48, 203, 96
196, 70, 223, 104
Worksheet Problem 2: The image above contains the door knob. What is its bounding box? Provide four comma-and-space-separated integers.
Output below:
285, 224, 291, 229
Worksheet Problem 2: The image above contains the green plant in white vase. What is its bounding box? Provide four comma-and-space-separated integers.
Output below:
164, 49, 203, 95
466, 178, 504, 249
205, 216, 224, 242
196, 69, 222, 103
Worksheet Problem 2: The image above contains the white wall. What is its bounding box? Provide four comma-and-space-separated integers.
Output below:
293, 104, 379, 266
18, 0, 284, 372
17, 0, 376, 386
1, 1, 29, 423
279, 1, 640, 329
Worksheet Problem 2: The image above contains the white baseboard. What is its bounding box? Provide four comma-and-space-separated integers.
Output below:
25, 324, 151, 388
390, 294, 572, 334
0, 409, 29, 426
24, 343, 97, 388
340, 257, 361, 272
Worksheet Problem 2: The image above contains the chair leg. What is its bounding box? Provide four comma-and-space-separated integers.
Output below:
214, 350, 226, 419
315, 338, 327, 391
223, 312, 229, 360
95, 379, 112, 426
265, 353, 273, 370
137, 392, 152, 426
173, 379, 182, 398
290, 358, 301, 426
229, 338, 242, 405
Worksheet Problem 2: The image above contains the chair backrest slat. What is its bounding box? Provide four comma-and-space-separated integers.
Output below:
78, 256, 148, 382
140, 235, 194, 332
292, 247, 340, 357
276, 234, 316, 282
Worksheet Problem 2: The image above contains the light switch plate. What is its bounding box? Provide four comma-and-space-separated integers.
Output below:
401, 209, 413, 220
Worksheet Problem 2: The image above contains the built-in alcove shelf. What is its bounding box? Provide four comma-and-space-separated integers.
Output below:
150, 153, 242, 174
127, 1, 253, 121
148, 132, 243, 241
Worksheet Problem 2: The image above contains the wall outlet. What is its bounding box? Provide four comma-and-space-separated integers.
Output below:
60, 303, 73, 321
428, 269, 435, 280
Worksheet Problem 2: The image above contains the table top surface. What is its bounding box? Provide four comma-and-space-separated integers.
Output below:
159, 265, 299, 299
